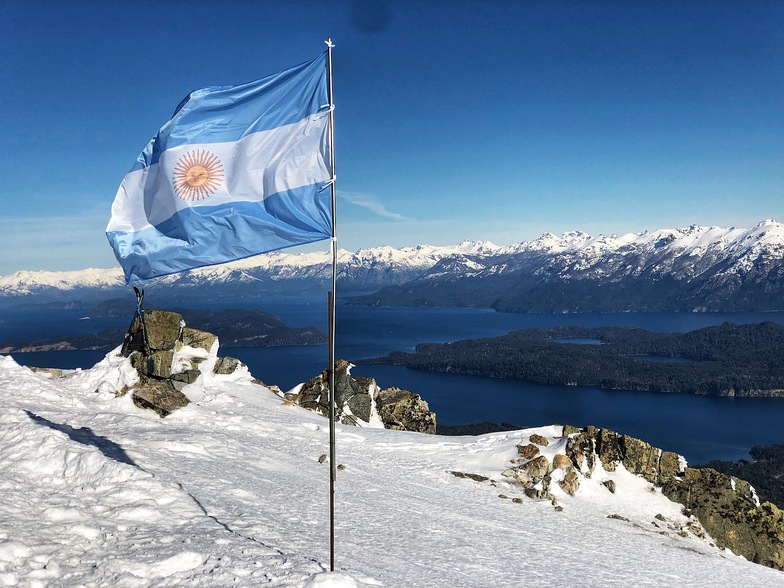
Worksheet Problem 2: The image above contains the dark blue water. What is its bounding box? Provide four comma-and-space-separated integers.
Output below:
3, 298, 784, 464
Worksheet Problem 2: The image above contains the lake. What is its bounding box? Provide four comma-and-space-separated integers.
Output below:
3, 297, 784, 464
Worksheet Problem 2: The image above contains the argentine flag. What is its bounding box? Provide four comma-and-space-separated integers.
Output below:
107, 52, 333, 282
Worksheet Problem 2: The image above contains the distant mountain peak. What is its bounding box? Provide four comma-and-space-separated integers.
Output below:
3, 220, 783, 312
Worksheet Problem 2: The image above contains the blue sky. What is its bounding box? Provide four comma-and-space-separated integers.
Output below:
1, 0, 782, 275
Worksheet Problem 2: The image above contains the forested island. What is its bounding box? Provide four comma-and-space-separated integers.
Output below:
368, 322, 784, 397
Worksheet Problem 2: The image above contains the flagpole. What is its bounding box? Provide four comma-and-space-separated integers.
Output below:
325, 37, 338, 573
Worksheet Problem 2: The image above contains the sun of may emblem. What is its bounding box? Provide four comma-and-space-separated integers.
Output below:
172, 149, 225, 201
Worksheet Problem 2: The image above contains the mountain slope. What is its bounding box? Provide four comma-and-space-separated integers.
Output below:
3, 220, 784, 312
353, 220, 784, 312
1, 352, 783, 586
0, 242, 498, 304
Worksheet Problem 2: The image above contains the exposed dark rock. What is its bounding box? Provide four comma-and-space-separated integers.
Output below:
149, 350, 174, 379
662, 467, 784, 570
213, 357, 242, 375
449, 471, 490, 483
375, 386, 436, 434
170, 369, 201, 390
293, 360, 436, 434
132, 380, 189, 417
554, 425, 784, 571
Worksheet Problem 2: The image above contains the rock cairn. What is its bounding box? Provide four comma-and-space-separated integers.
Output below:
288, 359, 436, 434
124, 310, 246, 417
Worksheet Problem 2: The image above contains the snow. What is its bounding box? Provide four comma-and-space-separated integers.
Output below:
4, 220, 784, 300
1, 352, 783, 587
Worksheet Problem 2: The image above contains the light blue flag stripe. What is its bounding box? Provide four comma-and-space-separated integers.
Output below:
107, 51, 333, 283
107, 186, 332, 282
132, 54, 328, 172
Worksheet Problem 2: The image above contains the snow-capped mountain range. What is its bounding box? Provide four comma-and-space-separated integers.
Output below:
3, 220, 784, 312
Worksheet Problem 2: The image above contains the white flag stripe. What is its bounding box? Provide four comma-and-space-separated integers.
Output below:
108, 112, 330, 233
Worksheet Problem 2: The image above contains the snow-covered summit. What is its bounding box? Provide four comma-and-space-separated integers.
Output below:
2, 352, 783, 585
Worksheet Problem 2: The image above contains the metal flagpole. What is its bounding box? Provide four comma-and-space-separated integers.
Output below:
325, 37, 338, 573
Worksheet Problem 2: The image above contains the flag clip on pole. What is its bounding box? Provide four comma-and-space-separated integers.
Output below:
325, 37, 338, 573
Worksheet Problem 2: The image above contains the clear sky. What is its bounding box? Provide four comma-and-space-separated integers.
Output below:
1, 0, 782, 275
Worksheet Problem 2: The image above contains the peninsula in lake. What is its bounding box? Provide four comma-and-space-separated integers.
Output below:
368, 322, 784, 398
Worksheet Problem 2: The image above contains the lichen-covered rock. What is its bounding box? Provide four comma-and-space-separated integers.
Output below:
149, 350, 174, 379
619, 435, 659, 483
296, 359, 375, 422
595, 428, 622, 471
512, 455, 551, 484
529, 433, 549, 446
213, 356, 242, 375
517, 444, 540, 459
143, 310, 183, 351
658, 451, 681, 484
132, 380, 190, 417
552, 454, 571, 469
563, 426, 685, 486
559, 470, 580, 496
181, 327, 218, 352
662, 467, 784, 570
170, 369, 201, 390
375, 386, 436, 434
565, 430, 596, 476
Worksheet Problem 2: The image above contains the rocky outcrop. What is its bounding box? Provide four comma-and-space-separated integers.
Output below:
375, 386, 436, 434
290, 359, 436, 434
124, 310, 247, 417
662, 467, 784, 569
563, 425, 682, 485
502, 424, 784, 571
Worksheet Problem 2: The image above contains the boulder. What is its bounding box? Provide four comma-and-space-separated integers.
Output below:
559, 470, 580, 496
529, 433, 549, 446
512, 455, 551, 484
375, 386, 436, 434
517, 444, 540, 459
213, 356, 242, 375
132, 380, 190, 417
182, 327, 218, 352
